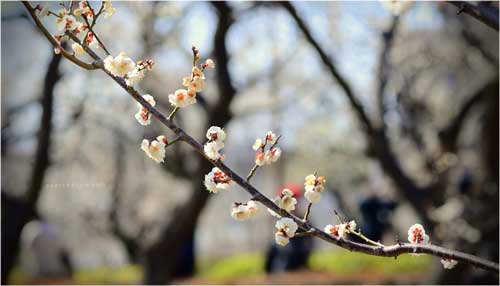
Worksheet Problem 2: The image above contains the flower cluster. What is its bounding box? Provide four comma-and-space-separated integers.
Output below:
274, 217, 298, 246
169, 56, 214, 108
252, 131, 282, 166
407, 223, 430, 245
268, 188, 297, 218
35, 1, 117, 56
204, 167, 232, 193
141, 135, 168, 163
104, 52, 155, 85
126, 59, 155, 86
135, 94, 156, 126
324, 220, 357, 239
440, 258, 458, 269
231, 200, 259, 221
303, 173, 326, 203
203, 126, 226, 161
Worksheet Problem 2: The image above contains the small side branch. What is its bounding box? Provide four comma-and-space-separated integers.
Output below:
447, 1, 499, 31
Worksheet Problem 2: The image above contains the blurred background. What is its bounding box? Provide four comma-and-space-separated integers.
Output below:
1, 1, 498, 284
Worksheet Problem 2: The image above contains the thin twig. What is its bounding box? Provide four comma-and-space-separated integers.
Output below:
23, 2, 99, 70
447, 1, 499, 31
167, 106, 179, 120
246, 164, 259, 181
22, 1, 500, 274
303, 203, 312, 221
350, 230, 385, 247
166, 136, 182, 147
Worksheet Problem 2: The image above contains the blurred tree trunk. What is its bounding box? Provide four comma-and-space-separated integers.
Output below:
1, 51, 62, 281
437, 79, 499, 284
143, 2, 236, 284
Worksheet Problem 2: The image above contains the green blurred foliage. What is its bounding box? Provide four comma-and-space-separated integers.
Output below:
10, 250, 432, 284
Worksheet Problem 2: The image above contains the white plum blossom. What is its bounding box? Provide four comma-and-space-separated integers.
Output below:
252, 138, 263, 151
85, 31, 100, 49
204, 141, 223, 161
204, 126, 226, 161
104, 52, 136, 77
205, 59, 215, 69
206, 126, 226, 144
324, 224, 341, 237
304, 174, 326, 203
304, 189, 321, 203
275, 217, 298, 246
134, 94, 156, 125
264, 147, 281, 164
253, 134, 281, 166
324, 220, 356, 239
255, 150, 266, 166
379, 0, 414, 16
231, 200, 259, 221
187, 76, 205, 93
408, 224, 430, 245
204, 167, 232, 193
72, 43, 84, 55
268, 188, 297, 217
265, 131, 278, 145
56, 14, 80, 32
168, 89, 196, 108
103, 0, 116, 18
141, 135, 167, 163
440, 258, 458, 269
338, 220, 357, 238
126, 68, 145, 86
78, 1, 93, 18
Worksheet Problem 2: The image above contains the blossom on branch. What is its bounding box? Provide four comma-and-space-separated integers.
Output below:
252, 131, 281, 166
408, 223, 430, 245
441, 258, 458, 269
104, 52, 136, 77
304, 173, 326, 203
268, 188, 297, 217
275, 217, 298, 246
34, 5, 49, 18
168, 89, 196, 108
56, 14, 80, 32
206, 126, 226, 144
204, 59, 215, 69
78, 1, 93, 19
72, 43, 84, 55
86, 31, 100, 49
264, 147, 281, 164
231, 200, 259, 221
324, 220, 357, 239
103, 0, 116, 18
204, 167, 232, 193
134, 94, 156, 125
141, 135, 167, 163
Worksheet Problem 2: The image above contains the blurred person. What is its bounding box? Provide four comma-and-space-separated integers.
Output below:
265, 184, 314, 274
357, 193, 397, 243
20, 220, 72, 279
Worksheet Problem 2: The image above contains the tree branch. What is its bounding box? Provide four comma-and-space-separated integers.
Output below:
447, 1, 499, 31
22, 2, 100, 70
23, 1, 499, 274
279, 1, 376, 135
439, 79, 498, 153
